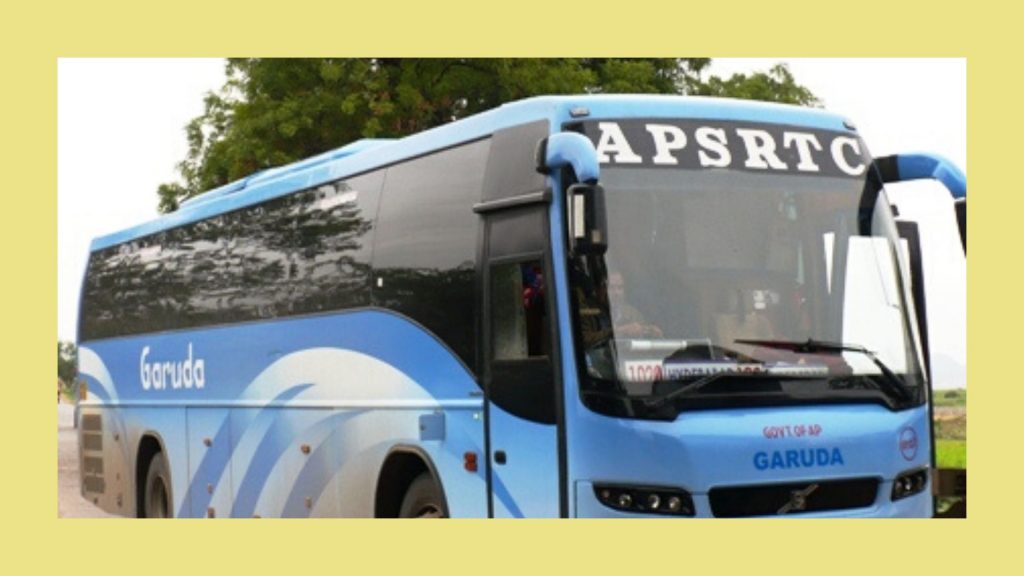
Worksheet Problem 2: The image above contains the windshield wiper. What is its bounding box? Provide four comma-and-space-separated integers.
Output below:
642, 367, 777, 411
733, 338, 911, 403
642, 372, 724, 410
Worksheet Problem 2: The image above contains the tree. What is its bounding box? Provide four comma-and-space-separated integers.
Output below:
158, 59, 818, 212
58, 341, 77, 387
694, 64, 819, 106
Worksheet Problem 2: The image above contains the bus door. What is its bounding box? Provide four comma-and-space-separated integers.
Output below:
480, 201, 564, 517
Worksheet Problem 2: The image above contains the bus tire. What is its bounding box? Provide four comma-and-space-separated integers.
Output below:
398, 473, 447, 518
143, 452, 172, 518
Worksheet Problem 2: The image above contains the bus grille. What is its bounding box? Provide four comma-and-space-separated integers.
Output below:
709, 477, 879, 517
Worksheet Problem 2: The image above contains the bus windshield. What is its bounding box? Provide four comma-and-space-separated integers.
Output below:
569, 166, 927, 419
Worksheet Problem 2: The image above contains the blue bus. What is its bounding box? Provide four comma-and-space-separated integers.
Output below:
77, 95, 966, 518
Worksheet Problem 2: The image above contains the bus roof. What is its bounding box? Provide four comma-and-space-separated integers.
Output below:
91, 95, 852, 251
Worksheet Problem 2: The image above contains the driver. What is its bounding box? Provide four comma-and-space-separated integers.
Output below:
607, 271, 663, 339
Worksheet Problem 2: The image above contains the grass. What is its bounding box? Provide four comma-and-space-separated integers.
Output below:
932, 389, 966, 471
934, 437, 967, 515
936, 439, 967, 469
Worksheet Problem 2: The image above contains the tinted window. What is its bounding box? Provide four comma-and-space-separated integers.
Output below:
372, 139, 491, 371
80, 170, 384, 340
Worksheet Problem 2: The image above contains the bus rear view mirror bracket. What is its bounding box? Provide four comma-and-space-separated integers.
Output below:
873, 153, 967, 252
536, 131, 601, 184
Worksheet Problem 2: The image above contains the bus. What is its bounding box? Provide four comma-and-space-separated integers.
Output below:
77, 95, 966, 518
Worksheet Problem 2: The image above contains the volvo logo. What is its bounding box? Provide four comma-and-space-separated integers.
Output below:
777, 483, 819, 515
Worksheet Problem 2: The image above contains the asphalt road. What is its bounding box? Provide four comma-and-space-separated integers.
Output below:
58, 403, 118, 518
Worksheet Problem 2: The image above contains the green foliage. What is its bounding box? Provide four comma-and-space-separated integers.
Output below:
696, 64, 820, 107
157, 59, 819, 212
57, 341, 77, 386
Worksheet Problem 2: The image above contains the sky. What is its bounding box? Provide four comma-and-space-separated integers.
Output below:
57, 58, 967, 387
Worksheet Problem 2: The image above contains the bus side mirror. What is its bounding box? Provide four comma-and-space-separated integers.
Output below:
537, 133, 606, 253
569, 183, 608, 255
955, 198, 966, 250
873, 153, 966, 254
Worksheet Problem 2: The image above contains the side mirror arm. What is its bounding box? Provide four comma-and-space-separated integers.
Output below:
536, 132, 601, 184
874, 153, 966, 251
873, 153, 966, 200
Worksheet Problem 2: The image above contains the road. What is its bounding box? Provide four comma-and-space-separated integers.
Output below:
58, 403, 118, 518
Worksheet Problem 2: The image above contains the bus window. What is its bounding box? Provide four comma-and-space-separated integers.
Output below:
492, 260, 549, 360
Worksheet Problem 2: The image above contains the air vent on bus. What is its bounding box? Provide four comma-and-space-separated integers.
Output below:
80, 414, 106, 495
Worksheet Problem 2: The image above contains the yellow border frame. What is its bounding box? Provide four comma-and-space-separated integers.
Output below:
6, 1, 1003, 573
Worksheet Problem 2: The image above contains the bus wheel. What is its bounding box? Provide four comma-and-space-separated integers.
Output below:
144, 453, 172, 518
399, 473, 447, 518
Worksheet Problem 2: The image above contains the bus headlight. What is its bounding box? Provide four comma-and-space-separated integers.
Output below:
891, 468, 929, 501
594, 484, 694, 516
